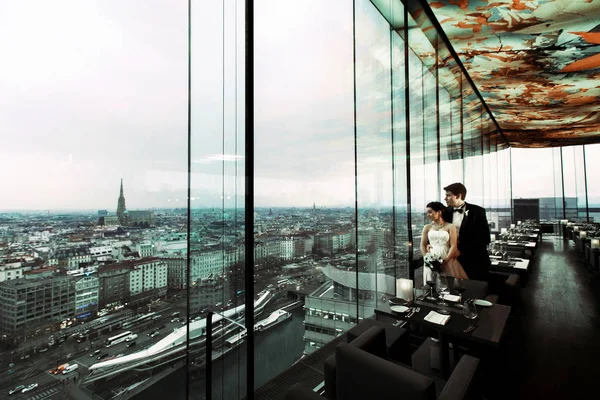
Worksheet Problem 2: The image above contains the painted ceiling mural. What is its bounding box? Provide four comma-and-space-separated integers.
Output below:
427, 0, 600, 147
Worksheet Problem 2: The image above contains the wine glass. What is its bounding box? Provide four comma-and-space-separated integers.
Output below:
501, 245, 508, 261
454, 278, 466, 308
426, 277, 437, 301
436, 273, 449, 307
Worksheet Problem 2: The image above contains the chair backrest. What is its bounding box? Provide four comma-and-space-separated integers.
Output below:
335, 344, 436, 400
348, 325, 387, 359
324, 325, 386, 400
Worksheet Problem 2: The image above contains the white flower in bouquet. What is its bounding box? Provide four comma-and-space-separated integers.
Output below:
423, 253, 443, 272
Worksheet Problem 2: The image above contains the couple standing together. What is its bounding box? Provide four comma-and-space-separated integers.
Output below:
421, 182, 491, 282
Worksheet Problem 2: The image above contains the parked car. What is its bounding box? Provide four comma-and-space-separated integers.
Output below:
8, 385, 24, 395
97, 352, 109, 360
126, 341, 136, 348
22, 383, 38, 393
149, 331, 160, 338
90, 350, 101, 357
38, 347, 49, 353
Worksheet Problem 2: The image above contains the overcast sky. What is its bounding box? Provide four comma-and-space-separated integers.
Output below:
1, 1, 595, 211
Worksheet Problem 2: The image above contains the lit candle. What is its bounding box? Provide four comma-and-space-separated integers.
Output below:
510, 224, 516, 229
580, 231, 587, 239
501, 228, 508, 234
574, 226, 579, 231
567, 222, 573, 227
490, 234, 496, 242
396, 278, 413, 302
517, 221, 522, 225
591, 239, 600, 249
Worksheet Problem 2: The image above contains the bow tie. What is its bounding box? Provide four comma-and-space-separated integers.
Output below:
453, 206, 465, 213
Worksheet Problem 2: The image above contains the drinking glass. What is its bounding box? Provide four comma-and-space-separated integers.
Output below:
454, 278, 466, 308
414, 286, 427, 301
501, 245, 508, 261
425, 278, 436, 301
436, 273, 449, 307
462, 299, 478, 320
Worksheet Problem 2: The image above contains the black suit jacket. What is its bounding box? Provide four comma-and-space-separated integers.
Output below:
443, 203, 491, 281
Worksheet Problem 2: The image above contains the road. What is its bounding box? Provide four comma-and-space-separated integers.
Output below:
0, 309, 185, 400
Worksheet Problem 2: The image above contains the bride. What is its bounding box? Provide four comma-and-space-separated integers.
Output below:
420, 201, 469, 282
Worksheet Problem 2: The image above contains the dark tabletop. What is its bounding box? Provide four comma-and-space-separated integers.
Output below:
376, 293, 511, 347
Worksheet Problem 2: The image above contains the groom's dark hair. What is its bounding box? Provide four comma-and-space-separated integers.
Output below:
444, 182, 467, 200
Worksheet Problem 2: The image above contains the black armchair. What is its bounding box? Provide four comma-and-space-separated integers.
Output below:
335, 344, 479, 400
324, 325, 387, 400
290, 326, 479, 400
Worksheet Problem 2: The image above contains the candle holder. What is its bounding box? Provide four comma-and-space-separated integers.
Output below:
396, 278, 413, 303
591, 239, 600, 249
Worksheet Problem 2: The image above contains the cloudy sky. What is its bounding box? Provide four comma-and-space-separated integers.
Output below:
1, 0, 593, 211
0, 0, 363, 211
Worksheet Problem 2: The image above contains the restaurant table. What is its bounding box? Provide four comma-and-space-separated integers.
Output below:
495, 240, 538, 258
376, 294, 511, 378
489, 255, 530, 273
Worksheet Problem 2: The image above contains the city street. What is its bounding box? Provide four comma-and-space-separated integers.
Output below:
0, 304, 185, 400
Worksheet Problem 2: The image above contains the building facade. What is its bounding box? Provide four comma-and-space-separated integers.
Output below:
0, 275, 76, 339
97, 263, 131, 308
161, 256, 187, 289
73, 274, 99, 319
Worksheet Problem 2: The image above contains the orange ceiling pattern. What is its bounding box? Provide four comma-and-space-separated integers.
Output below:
427, 0, 600, 147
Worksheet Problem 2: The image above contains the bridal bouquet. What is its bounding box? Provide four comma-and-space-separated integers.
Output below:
423, 253, 443, 272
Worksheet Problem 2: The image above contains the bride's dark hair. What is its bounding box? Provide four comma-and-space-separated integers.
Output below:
426, 201, 446, 213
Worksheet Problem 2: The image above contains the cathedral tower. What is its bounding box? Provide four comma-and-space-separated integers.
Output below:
116, 178, 127, 223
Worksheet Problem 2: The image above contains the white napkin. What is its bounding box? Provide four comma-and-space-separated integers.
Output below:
443, 294, 461, 302
424, 311, 451, 325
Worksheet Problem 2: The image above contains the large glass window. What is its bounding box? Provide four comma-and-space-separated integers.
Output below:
190, 1, 245, 398
574, 145, 588, 221
0, 1, 515, 399
511, 148, 561, 222
355, 0, 394, 316
562, 147, 579, 220
585, 144, 600, 222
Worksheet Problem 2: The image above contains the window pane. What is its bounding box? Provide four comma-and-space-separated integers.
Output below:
562, 147, 579, 220
190, 0, 246, 397
355, 0, 394, 317
254, 0, 355, 378
585, 144, 600, 222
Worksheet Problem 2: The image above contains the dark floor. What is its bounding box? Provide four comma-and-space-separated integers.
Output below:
489, 236, 600, 399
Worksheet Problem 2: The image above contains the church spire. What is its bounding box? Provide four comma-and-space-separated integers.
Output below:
117, 178, 127, 223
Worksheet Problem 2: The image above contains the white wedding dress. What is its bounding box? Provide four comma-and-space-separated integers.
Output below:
423, 229, 469, 282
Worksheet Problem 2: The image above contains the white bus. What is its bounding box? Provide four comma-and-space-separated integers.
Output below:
63, 364, 79, 374
105, 331, 133, 347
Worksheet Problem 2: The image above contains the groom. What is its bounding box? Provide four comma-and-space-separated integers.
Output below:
442, 182, 491, 281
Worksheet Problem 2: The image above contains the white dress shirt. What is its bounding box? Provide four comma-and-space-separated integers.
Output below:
452, 203, 466, 230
